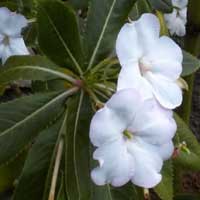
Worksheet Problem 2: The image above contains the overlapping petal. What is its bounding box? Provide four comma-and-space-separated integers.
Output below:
128, 99, 177, 144
116, 14, 160, 66
146, 73, 183, 109
90, 108, 124, 147
117, 62, 153, 99
127, 138, 163, 188
116, 23, 142, 66
90, 89, 176, 188
90, 89, 142, 146
91, 139, 135, 187
116, 13, 183, 109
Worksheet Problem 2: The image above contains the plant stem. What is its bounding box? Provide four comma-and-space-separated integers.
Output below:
180, 35, 200, 124
48, 138, 64, 200
48, 90, 75, 200
180, 0, 200, 124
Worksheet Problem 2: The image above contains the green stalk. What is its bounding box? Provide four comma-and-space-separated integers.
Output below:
180, 8, 200, 124
181, 36, 200, 124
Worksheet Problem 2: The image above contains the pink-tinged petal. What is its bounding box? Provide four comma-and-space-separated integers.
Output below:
90, 107, 125, 147
146, 72, 183, 109
117, 62, 153, 100
116, 22, 142, 66
147, 60, 182, 81
145, 36, 183, 75
128, 99, 177, 145
91, 139, 135, 187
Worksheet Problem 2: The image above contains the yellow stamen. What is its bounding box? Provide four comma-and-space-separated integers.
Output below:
123, 130, 132, 139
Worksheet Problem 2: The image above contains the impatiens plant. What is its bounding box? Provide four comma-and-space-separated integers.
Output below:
0, 0, 200, 200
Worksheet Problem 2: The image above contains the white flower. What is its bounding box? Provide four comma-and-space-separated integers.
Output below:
90, 89, 176, 188
0, 7, 29, 64
116, 14, 183, 109
164, 0, 188, 36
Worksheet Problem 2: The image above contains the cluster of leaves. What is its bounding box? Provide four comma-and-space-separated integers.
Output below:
0, 0, 200, 200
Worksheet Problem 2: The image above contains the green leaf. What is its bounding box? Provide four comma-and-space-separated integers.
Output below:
0, 89, 74, 165
0, 56, 76, 85
64, 91, 141, 199
0, 151, 26, 193
69, 0, 89, 9
155, 160, 173, 200
174, 194, 200, 200
13, 117, 64, 200
65, 91, 93, 199
85, 0, 137, 70
181, 50, 200, 77
174, 114, 200, 171
110, 184, 143, 200
38, 1, 84, 74
148, 0, 173, 13
56, 174, 66, 200
129, 0, 151, 20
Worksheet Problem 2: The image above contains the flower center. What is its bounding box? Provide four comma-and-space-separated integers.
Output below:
2, 36, 10, 46
139, 58, 151, 76
123, 130, 133, 140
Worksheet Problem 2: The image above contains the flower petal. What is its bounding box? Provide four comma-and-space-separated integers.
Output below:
116, 14, 160, 66
116, 22, 142, 66
164, 10, 186, 36
127, 138, 163, 188
0, 7, 10, 24
179, 7, 187, 21
9, 37, 29, 54
157, 141, 174, 160
128, 99, 177, 145
132, 138, 174, 161
90, 89, 143, 147
117, 62, 153, 100
172, 0, 188, 9
0, 10, 27, 36
1, 37, 29, 64
90, 107, 125, 147
134, 13, 160, 52
106, 88, 142, 122
145, 36, 183, 78
91, 139, 135, 187
146, 72, 183, 109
